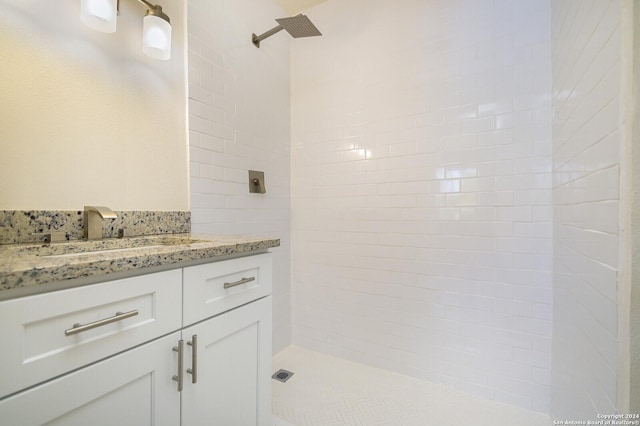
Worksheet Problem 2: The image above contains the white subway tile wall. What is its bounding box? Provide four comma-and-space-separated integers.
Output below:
187, 0, 292, 354
551, 0, 622, 418
185, 0, 626, 416
291, 0, 553, 412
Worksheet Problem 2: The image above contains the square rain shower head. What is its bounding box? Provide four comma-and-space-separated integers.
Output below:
275, 14, 322, 38
252, 13, 322, 48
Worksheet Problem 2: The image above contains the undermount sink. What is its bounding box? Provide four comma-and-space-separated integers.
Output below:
17, 236, 205, 258
42, 245, 168, 259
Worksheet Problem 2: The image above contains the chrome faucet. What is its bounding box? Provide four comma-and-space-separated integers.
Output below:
84, 206, 118, 240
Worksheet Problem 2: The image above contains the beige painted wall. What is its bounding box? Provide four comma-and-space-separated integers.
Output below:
0, 0, 188, 211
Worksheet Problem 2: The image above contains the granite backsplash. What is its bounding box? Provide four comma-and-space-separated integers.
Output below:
0, 210, 191, 245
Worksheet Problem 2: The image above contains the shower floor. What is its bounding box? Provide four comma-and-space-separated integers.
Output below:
271, 346, 551, 426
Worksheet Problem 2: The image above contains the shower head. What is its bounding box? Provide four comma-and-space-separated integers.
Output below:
276, 15, 322, 38
252, 14, 322, 48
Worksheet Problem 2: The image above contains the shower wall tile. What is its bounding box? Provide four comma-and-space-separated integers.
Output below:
551, 0, 623, 418
187, 0, 292, 354
291, 0, 552, 412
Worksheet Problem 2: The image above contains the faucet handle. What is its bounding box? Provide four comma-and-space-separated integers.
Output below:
118, 228, 133, 238
31, 231, 66, 243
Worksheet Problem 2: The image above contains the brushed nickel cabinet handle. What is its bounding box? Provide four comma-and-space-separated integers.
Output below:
223, 276, 256, 289
64, 310, 139, 336
187, 335, 198, 384
173, 339, 184, 392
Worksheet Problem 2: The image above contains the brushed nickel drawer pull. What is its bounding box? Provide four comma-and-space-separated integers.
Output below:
187, 335, 198, 384
64, 310, 139, 336
223, 276, 256, 289
173, 339, 184, 392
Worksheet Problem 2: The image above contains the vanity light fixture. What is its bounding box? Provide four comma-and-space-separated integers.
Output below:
80, 0, 172, 60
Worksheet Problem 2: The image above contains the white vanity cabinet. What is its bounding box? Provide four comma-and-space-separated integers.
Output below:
0, 252, 273, 426
181, 253, 273, 426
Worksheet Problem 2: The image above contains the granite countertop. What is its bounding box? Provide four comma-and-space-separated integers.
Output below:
0, 233, 280, 294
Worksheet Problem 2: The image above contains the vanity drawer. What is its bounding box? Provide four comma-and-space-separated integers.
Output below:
183, 253, 272, 325
0, 269, 182, 398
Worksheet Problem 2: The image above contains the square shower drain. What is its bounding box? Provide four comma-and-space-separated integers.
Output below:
272, 369, 295, 383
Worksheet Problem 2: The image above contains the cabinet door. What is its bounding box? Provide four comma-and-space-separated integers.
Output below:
0, 333, 181, 426
182, 296, 272, 426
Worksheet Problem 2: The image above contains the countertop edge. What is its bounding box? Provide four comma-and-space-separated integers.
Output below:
0, 234, 280, 299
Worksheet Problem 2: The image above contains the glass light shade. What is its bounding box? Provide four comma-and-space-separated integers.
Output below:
142, 14, 172, 60
80, 0, 117, 33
